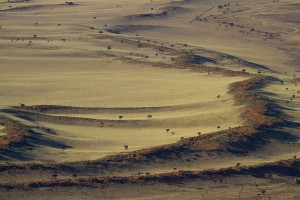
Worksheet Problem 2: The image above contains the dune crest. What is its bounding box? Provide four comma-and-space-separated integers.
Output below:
0, 0, 299, 199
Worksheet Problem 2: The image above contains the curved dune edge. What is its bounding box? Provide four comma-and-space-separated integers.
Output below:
0, 63, 272, 151
0, 34, 254, 152
0, 116, 31, 149
0, 34, 284, 163
0, 40, 298, 199
0, 68, 282, 166
0, 158, 299, 190
0, 0, 299, 197
0, 11, 297, 190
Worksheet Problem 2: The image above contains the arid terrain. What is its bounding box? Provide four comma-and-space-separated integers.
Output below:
0, 0, 299, 199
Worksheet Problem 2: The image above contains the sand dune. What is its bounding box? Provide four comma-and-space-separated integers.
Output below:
0, 125, 5, 136
0, 65, 244, 162
0, 0, 300, 199
0, 56, 244, 107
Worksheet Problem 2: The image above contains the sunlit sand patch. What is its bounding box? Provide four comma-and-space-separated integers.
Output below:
0, 125, 5, 136
28, 113, 243, 163
0, 59, 245, 162
0, 56, 245, 108
0, 0, 300, 199
262, 81, 300, 113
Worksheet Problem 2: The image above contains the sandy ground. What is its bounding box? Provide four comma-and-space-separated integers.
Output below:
0, 57, 243, 107
115, 0, 300, 74
0, 0, 246, 163
0, 0, 300, 199
0, 46, 245, 162
0, 125, 5, 136
262, 81, 300, 142
0, 175, 300, 200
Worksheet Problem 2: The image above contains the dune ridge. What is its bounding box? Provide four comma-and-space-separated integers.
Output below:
0, 0, 300, 199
